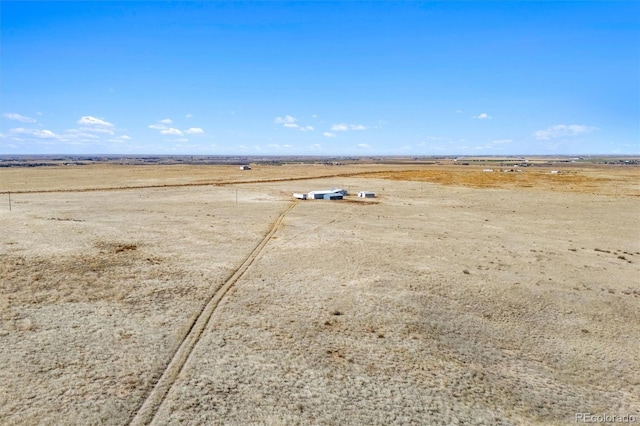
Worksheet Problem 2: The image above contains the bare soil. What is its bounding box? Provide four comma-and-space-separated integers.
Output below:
1, 163, 638, 425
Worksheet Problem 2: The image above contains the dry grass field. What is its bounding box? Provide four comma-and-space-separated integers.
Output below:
1, 162, 639, 425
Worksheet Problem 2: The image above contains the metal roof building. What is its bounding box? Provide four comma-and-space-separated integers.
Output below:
323, 193, 343, 200
358, 191, 376, 198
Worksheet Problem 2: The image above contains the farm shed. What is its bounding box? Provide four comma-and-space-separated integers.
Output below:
330, 188, 348, 195
358, 191, 376, 198
239, 165, 251, 170
308, 189, 345, 199
293, 193, 307, 200
323, 193, 343, 200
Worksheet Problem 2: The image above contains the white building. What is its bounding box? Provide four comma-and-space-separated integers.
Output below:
308, 188, 347, 199
358, 191, 376, 198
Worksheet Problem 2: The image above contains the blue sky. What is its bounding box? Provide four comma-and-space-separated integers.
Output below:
1, 1, 638, 155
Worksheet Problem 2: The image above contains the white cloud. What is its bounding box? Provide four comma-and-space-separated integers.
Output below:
473, 113, 491, 120
175, 138, 189, 143
3, 113, 36, 123
159, 118, 173, 124
492, 139, 512, 144
77, 116, 113, 127
267, 143, 293, 150
108, 134, 132, 143
160, 128, 184, 136
148, 124, 167, 130
185, 113, 192, 118
323, 132, 336, 138
64, 129, 100, 139
275, 115, 297, 124
10, 128, 60, 139
534, 124, 597, 140
357, 143, 371, 148
276, 115, 314, 132
331, 123, 367, 131
81, 127, 114, 135
185, 127, 204, 135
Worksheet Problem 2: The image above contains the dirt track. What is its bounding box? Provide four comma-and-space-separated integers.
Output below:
1, 163, 638, 425
130, 201, 297, 425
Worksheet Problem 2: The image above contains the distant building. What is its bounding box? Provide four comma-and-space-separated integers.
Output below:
358, 191, 376, 198
240, 165, 251, 170
308, 188, 347, 199
330, 187, 348, 195
308, 190, 334, 199
293, 193, 307, 200
323, 193, 343, 200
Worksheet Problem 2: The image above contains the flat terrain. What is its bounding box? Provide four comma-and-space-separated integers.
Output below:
1, 162, 639, 425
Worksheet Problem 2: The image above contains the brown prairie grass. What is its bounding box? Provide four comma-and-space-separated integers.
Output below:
362, 167, 640, 196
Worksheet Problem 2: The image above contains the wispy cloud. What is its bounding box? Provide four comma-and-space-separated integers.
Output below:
160, 128, 183, 136
77, 116, 113, 127
473, 113, 491, 120
10, 128, 60, 139
357, 143, 371, 148
275, 115, 314, 132
534, 124, 597, 140
275, 115, 297, 125
108, 135, 132, 143
492, 139, 512, 145
323, 132, 336, 138
148, 124, 166, 130
3, 113, 36, 123
185, 113, 192, 118
331, 123, 368, 131
64, 129, 100, 139
185, 127, 204, 135
159, 118, 173, 124
82, 127, 114, 135
267, 143, 292, 150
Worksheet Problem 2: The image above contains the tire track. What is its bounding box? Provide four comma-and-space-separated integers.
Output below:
128, 201, 298, 426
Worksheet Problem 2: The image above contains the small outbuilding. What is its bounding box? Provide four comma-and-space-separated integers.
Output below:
240, 165, 251, 170
358, 191, 376, 198
293, 193, 307, 200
